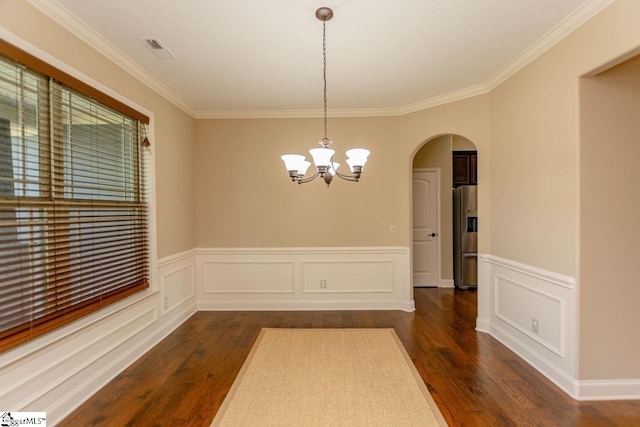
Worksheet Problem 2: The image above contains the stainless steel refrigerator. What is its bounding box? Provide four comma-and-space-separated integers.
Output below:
453, 185, 477, 289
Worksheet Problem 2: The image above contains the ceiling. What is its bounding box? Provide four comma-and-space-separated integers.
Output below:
29, 0, 610, 118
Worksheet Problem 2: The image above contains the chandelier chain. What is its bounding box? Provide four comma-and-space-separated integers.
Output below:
322, 19, 328, 141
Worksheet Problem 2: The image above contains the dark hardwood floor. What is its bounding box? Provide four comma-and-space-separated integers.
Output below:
62, 289, 640, 426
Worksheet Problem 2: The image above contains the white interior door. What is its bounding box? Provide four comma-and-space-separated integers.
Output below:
412, 169, 440, 287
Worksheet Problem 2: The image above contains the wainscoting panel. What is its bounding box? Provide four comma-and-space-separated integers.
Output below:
479, 254, 578, 397
196, 247, 413, 311
495, 274, 564, 356
202, 261, 295, 294
160, 259, 196, 314
0, 249, 198, 425
301, 261, 393, 294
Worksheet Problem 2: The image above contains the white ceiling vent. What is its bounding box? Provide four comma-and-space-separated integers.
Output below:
140, 37, 176, 59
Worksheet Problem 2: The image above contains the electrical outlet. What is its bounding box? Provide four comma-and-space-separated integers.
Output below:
320, 280, 327, 288
389, 224, 396, 234
531, 318, 539, 334
164, 297, 169, 309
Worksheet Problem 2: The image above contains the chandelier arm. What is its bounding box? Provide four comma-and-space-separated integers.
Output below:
296, 171, 321, 184
329, 158, 359, 182
333, 169, 359, 182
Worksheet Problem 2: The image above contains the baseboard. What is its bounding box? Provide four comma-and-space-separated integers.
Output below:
576, 379, 640, 400
439, 279, 455, 288
489, 321, 579, 398
198, 298, 415, 312
475, 317, 490, 333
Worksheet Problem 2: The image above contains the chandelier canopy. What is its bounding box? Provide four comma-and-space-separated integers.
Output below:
281, 7, 371, 186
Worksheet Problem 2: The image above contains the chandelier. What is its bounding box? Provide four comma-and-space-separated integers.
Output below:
281, 7, 371, 186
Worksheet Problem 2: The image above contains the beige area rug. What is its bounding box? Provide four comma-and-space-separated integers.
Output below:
211, 328, 448, 426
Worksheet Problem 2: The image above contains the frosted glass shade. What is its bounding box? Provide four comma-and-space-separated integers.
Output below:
281, 154, 306, 172
328, 162, 340, 175
298, 160, 311, 176
346, 159, 360, 173
345, 148, 370, 167
309, 147, 335, 167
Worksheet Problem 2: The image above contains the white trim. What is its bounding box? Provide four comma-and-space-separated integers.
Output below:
476, 254, 640, 400
195, 85, 490, 119
24, 247, 197, 424
198, 299, 416, 313
494, 273, 566, 357
27, 0, 613, 119
576, 379, 640, 401
489, 320, 580, 397
476, 254, 491, 332
196, 247, 414, 312
485, 0, 614, 91
484, 255, 576, 289
157, 248, 198, 268
411, 168, 442, 288
195, 107, 403, 119
479, 254, 576, 395
475, 317, 490, 333
439, 279, 454, 288
196, 246, 410, 256
395, 85, 489, 116
50, 296, 195, 424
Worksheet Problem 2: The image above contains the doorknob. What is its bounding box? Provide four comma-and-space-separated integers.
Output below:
429, 232, 437, 237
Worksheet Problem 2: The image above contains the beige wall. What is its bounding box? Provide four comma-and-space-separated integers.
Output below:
489, 49, 580, 277
0, 0, 196, 259
193, 96, 490, 252
489, 0, 640, 278
452, 135, 476, 151
194, 116, 405, 247
489, 0, 640, 379
413, 135, 454, 281
579, 55, 640, 379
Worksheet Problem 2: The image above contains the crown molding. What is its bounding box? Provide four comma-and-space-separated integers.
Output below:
27, 0, 197, 118
195, 108, 348, 120
29, 0, 613, 120
395, 84, 490, 116
193, 83, 489, 119
485, 0, 614, 91
195, 107, 409, 119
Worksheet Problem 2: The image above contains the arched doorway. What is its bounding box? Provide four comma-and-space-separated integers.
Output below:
411, 134, 477, 289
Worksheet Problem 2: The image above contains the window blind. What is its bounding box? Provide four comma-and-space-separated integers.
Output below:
0, 45, 149, 352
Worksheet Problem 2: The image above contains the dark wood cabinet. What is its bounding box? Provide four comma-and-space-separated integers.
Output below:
453, 151, 477, 187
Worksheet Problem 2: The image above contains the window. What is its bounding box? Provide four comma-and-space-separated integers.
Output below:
0, 40, 150, 352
